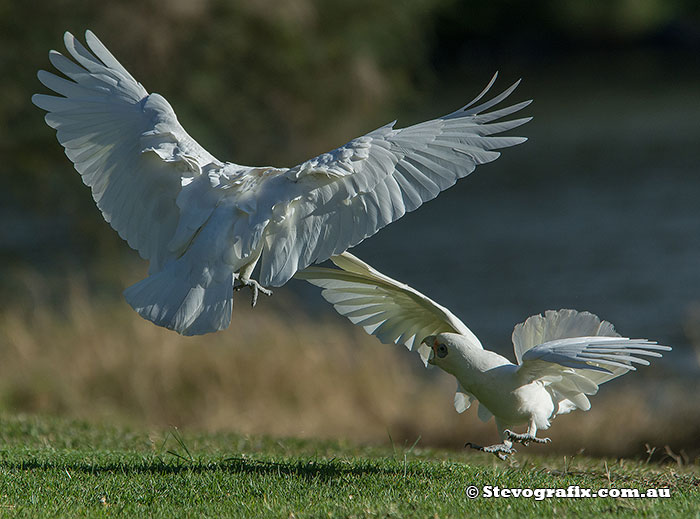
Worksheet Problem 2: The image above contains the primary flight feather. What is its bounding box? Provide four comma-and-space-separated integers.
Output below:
32, 30, 530, 336
297, 253, 670, 459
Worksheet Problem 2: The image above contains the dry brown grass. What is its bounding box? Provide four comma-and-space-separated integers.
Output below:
0, 270, 697, 461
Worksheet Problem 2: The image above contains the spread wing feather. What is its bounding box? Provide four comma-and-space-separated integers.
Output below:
296, 252, 482, 365
520, 336, 669, 374
32, 30, 221, 273
258, 76, 531, 287
514, 310, 671, 415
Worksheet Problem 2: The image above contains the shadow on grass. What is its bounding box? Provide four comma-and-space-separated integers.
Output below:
0, 455, 430, 480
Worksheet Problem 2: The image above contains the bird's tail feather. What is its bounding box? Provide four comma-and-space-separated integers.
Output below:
123, 259, 233, 336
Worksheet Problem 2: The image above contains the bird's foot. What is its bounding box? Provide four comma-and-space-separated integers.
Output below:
465, 441, 516, 461
234, 278, 273, 307
503, 429, 551, 447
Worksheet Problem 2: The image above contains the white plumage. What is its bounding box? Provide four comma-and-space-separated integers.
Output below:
32, 31, 530, 335
297, 253, 671, 458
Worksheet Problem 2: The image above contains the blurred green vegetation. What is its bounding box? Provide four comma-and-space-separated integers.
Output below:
2, 0, 700, 270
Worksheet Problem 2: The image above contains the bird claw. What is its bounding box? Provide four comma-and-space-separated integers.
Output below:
503, 429, 551, 446
234, 278, 273, 307
465, 441, 516, 461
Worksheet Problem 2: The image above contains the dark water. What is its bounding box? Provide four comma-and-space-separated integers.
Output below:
290, 75, 700, 376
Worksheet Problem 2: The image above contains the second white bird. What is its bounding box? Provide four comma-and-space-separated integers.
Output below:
297, 253, 670, 459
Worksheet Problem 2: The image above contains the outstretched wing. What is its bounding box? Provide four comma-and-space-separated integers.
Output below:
520, 336, 670, 374
296, 252, 482, 365
517, 334, 671, 413
32, 30, 222, 272
257, 74, 531, 287
511, 309, 618, 365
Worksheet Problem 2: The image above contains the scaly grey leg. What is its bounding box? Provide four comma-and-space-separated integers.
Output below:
465, 441, 516, 461
503, 429, 551, 447
234, 278, 273, 307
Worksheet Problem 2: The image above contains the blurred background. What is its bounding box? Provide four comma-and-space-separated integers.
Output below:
1, 0, 699, 460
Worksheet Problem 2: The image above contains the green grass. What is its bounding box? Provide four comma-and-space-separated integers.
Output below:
0, 414, 697, 518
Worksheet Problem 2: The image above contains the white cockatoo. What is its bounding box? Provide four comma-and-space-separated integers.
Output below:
297, 253, 671, 459
32, 31, 531, 336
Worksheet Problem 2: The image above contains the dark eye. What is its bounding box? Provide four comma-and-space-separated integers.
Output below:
437, 344, 448, 358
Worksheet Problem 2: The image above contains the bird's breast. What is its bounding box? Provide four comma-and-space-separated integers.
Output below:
466, 374, 555, 427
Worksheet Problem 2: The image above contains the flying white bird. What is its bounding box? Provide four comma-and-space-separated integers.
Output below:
32, 31, 531, 336
297, 253, 671, 459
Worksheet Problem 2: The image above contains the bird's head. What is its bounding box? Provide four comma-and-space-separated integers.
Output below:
423, 332, 471, 374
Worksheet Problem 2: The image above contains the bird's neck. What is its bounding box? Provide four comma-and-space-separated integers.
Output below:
449, 346, 514, 394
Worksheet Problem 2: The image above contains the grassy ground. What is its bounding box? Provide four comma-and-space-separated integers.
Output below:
0, 414, 697, 518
